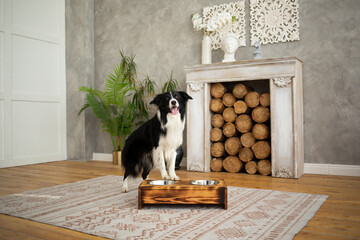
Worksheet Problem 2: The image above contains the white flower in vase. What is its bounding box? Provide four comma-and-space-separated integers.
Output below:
191, 13, 204, 31
191, 11, 239, 64
207, 12, 233, 32
191, 12, 212, 64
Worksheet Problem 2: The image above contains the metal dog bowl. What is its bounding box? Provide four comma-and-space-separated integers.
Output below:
190, 180, 219, 186
148, 180, 176, 186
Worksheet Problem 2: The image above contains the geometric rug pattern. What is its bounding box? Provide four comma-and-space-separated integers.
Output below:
0, 175, 328, 240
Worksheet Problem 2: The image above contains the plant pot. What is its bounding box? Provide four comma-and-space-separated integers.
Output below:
112, 151, 122, 165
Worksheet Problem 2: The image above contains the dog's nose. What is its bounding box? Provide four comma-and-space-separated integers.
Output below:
171, 100, 177, 106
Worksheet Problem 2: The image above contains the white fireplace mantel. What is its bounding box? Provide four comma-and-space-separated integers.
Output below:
185, 57, 304, 178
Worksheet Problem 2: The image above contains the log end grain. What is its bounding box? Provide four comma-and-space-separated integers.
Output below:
223, 93, 236, 107
232, 83, 249, 99
211, 83, 226, 98
245, 91, 260, 108
260, 93, 270, 107
235, 114, 252, 133
223, 156, 243, 173
251, 141, 271, 159
240, 132, 256, 148
252, 106, 270, 123
258, 159, 271, 176
238, 147, 254, 162
210, 158, 224, 172
211, 142, 225, 158
223, 107, 237, 123
225, 137, 241, 156
210, 128, 224, 142
245, 161, 258, 175
252, 123, 269, 140
223, 122, 237, 138
210, 98, 225, 113
211, 114, 224, 128
234, 100, 248, 114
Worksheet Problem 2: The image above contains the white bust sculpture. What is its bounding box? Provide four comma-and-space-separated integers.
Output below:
221, 33, 240, 62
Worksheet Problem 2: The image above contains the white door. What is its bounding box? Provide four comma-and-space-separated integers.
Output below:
0, 0, 66, 167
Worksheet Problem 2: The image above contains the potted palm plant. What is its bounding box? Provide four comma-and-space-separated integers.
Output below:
78, 51, 156, 164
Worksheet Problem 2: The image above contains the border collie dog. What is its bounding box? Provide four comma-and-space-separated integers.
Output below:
121, 91, 192, 192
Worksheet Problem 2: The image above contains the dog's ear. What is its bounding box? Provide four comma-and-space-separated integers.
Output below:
178, 91, 193, 101
150, 94, 161, 106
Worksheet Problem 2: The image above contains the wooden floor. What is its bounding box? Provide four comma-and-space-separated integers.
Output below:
0, 161, 359, 240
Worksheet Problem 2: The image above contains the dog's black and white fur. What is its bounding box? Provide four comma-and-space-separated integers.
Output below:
121, 91, 192, 192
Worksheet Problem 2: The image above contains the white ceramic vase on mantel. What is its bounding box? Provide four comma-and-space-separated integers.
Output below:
201, 35, 212, 64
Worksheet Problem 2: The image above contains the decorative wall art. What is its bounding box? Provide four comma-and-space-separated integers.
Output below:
202, 1, 246, 50
249, 0, 300, 46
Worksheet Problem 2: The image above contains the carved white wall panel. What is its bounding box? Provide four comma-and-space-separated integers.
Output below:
250, 0, 300, 46
203, 1, 246, 50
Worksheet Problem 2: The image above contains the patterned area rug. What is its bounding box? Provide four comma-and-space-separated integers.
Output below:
0, 175, 327, 240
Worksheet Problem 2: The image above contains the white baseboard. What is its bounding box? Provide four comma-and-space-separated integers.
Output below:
304, 163, 360, 177
92, 153, 360, 177
92, 153, 112, 162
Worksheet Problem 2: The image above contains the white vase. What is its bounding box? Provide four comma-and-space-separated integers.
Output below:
201, 35, 212, 64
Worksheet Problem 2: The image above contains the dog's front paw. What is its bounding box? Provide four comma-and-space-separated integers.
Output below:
122, 185, 129, 193
170, 175, 180, 181
162, 174, 171, 180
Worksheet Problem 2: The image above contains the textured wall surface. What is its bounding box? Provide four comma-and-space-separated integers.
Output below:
67, 0, 360, 165
66, 0, 95, 160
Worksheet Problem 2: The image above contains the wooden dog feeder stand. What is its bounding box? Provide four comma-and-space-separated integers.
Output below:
138, 179, 227, 209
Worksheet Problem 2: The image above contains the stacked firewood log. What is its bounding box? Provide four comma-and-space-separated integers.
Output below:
210, 83, 271, 176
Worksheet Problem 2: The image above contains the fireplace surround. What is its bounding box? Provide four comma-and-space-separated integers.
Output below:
185, 57, 303, 178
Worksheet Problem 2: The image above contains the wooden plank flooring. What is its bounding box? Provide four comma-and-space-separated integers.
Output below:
0, 160, 359, 240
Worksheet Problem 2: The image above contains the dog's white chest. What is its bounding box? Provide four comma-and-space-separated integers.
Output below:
157, 112, 184, 151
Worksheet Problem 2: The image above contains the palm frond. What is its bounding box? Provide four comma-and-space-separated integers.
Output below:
86, 94, 112, 128
79, 86, 109, 105
143, 76, 157, 96
104, 64, 134, 106
120, 50, 137, 86
77, 103, 90, 116
162, 69, 179, 93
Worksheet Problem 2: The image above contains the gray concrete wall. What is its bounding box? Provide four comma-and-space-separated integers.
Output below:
66, 0, 96, 160
67, 0, 360, 165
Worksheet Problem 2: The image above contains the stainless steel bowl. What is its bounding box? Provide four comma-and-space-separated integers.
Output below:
190, 180, 219, 186
148, 180, 176, 186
